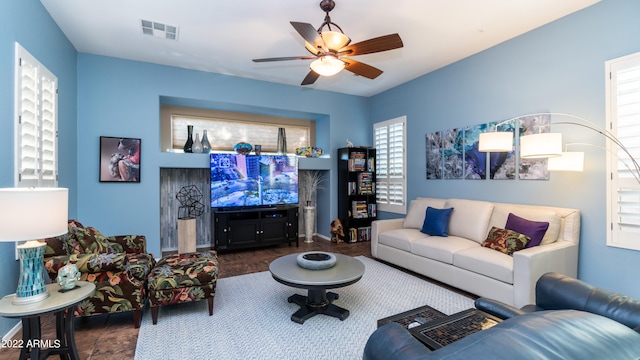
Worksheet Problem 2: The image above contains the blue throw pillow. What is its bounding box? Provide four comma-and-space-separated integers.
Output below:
421, 207, 454, 236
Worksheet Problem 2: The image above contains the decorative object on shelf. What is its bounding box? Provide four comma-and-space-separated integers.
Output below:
300, 170, 325, 243
346, 139, 354, 148
176, 185, 205, 219
201, 130, 211, 153
100, 136, 141, 182
234, 142, 253, 155
296, 252, 337, 270
295, 146, 324, 157
277, 127, 287, 154
330, 218, 346, 243
254, 144, 262, 155
0, 187, 68, 305
56, 263, 80, 291
183, 125, 194, 153
192, 133, 203, 153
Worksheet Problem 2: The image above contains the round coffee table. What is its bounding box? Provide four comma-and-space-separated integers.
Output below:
269, 253, 365, 324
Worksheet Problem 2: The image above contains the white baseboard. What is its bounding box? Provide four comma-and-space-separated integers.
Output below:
2, 320, 21, 342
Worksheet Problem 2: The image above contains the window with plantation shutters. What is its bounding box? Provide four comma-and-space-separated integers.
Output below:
606, 52, 640, 251
160, 105, 315, 154
15, 43, 58, 187
374, 116, 406, 214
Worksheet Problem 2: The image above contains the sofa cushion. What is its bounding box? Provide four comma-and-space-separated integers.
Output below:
379, 228, 428, 252
505, 213, 549, 248
411, 236, 479, 264
453, 246, 514, 284
444, 199, 495, 243
67, 226, 113, 254
421, 207, 454, 236
489, 205, 561, 245
403, 198, 448, 229
482, 226, 530, 256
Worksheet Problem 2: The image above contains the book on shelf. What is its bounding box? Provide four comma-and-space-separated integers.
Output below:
367, 158, 375, 172
348, 182, 357, 195
348, 152, 367, 171
348, 158, 366, 171
368, 203, 377, 218
357, 172, 374, 195
351, 200, 368, 218
347, 226, 372, 242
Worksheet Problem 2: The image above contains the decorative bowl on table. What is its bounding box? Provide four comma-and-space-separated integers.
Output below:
295, 146, 324, 157
234, 142, 253, 155
296, 252, 337, 270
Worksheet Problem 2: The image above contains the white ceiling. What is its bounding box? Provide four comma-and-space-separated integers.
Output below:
40, 0, 600, 97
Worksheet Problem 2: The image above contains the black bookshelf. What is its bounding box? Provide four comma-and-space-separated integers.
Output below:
338, 147, 377, 242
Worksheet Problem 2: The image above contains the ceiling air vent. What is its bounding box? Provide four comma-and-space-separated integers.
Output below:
141, 19, 178, 40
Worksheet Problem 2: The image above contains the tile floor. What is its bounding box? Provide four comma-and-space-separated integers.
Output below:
0, 239, 372, 360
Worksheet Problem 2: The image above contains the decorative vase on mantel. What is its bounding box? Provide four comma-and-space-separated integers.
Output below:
183, 125, 194, 153
201, 130, 211, 153
192, 133, 203, 153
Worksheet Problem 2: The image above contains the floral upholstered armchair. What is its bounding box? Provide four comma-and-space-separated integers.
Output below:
43, 220, 156, 328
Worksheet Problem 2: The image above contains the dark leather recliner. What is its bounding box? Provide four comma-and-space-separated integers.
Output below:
363, 272, 640, 360
475, 272, 640, 331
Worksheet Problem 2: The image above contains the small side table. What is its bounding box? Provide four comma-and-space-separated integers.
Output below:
0, 281, 95, 360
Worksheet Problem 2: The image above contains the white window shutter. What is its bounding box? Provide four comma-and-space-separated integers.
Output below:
15, 43, 58, 187
374, 116, 406, 214
606, 52, 640, 251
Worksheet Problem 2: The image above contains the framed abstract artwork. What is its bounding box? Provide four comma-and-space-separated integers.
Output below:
518, 115, 550, 180
489, 119, 516, 180
463, 124, 487, 179
426, 131, 442, 179
443, 128, 463, 179
99, 136, 141, 182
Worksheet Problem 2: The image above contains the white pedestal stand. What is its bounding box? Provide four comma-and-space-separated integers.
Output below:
303, 206, 315, 243
178, 218, 197, 254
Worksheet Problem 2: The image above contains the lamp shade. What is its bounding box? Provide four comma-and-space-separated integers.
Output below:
0, 187, 68, 242
320, 31, 351, 50
310, 55, 345, 76
520, 133, 563, 158
547, 152, 585, 171
478, 132, 513, 152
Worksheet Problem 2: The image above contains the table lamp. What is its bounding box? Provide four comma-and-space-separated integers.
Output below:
0, 187, 68, 305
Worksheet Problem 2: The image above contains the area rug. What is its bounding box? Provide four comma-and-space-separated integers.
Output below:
134, 256, 475, 360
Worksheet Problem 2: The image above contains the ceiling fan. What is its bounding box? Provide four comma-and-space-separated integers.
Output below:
252, 0, 403, 85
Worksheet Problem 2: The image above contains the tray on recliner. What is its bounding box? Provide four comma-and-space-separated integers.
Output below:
409, 308, 502, 350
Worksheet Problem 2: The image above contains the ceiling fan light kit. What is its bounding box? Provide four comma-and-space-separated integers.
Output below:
310, 55, 345, 76
252, 0, 403, 85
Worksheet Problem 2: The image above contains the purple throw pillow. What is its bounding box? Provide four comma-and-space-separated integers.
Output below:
505, 213, 549, 248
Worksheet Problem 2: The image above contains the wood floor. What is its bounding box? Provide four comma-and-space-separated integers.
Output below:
0, 239, 373, 360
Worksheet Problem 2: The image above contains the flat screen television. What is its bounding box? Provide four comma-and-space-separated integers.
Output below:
210, 153, 299, 209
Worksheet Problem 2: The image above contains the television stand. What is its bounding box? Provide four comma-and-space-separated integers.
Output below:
212, 206, 299, 251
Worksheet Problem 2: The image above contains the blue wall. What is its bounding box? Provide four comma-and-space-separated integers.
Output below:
370, 0, 640, 299
76, 54, 369, 258
0, 1, 77, 336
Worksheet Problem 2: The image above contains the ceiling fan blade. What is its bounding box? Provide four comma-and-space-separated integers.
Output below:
291, 21, 324, 55
340, 33, 403, 56
253, 56, 316, 62
342, 59, 383, 79
301, 70, 320, 85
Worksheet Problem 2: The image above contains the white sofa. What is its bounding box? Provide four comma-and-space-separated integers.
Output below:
371, 198, 580, 308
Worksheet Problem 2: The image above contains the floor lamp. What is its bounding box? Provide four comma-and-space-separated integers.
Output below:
478, 112, 640, 182
0, 188, 68, 305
